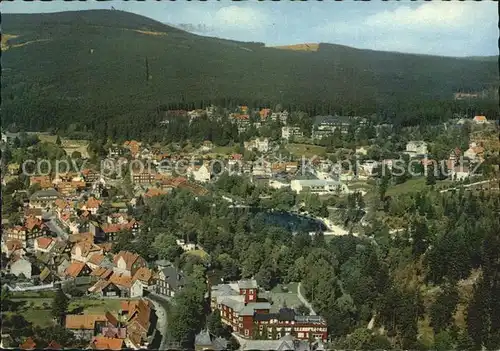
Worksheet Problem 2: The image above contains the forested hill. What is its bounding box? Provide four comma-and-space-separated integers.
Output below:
1, 10, 498, 136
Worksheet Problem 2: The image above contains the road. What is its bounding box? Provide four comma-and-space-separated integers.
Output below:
147, 293, 171, 351
439, 179, 497, 193
297, 282, 316, 316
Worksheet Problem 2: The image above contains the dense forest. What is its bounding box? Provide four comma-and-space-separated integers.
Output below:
2, 10, 498, 139
122, 180, 500, 350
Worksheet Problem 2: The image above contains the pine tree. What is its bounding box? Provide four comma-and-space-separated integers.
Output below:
426, 165, 436, 185
55, 135, 62, 146
52, 287, 69, 324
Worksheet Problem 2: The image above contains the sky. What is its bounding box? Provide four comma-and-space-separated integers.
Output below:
2, 0, 498, 57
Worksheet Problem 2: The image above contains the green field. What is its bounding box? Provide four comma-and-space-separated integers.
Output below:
386, 177, 454, 196
10, 295, 129, 327
286, 143, 327, 158
69, 298, 128, 314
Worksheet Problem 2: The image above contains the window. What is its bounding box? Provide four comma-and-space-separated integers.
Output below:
244, 329, 249, 336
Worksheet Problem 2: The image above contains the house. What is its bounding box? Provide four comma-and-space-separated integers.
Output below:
123, 140, 141, 158
89, 337, 124, 350
451, 166, 471, 181
464, 144, 484, 163
34, 237, 56, 253
24, 207, 43, 220
71, 242, 104, 263
176, 239, 197, 252
155, 264, 185, 297
473, 115, 488, 124
39, 266, 57, 284
56, 257, 71, 278
88, 278, 128, 298
130, 267, 155, 298
270, 110, 289, 124
195, 329, 228, 351
29, 176, 53, 189
45, 340, 62, 350
81, 169, 100, 183
259, 108, 271, 121
211, 280, 327, 342
131, 171, 156, 184
4, 227, 28, 248
29, 189, 61, 209
65, 314, 108, 339
238, 335, 323, 351
81, 197, 102, 215
244, 138, 270, 153
126, 299, 156, 349
405, 141, 428, 156
144, 187, 168, 199
113, 251, 147, 277
269, 179, 290, 190
2, 240, 23, 257
189, 164, 211, 183
252, 160, 272, 177
65, 261, 93, 279
25, 215, 47, 237
290, 179, 349, 195
19, 337, 36, 350
311, 115, 361, 139
86, 253, 106, 270
355, 147, 368, 156
9, 256, 32, 278
281, 126, 303, 141
200, 141, 214, 152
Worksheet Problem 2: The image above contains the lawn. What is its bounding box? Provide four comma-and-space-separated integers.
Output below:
386, 177, 454, 196
69, 298, 128, 314
36, 133, 90, 158
211, 146, 236, 156
269, 282, 303, 311
286, 143, 327, 158
11, 295, 129, 327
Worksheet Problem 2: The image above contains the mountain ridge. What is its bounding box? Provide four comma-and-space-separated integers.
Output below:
1, 9, 498, 135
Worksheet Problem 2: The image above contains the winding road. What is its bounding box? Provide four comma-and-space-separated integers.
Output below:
297, 282, 316, 316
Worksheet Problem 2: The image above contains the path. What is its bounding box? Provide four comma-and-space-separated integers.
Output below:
297, 282, 316, 316
439, 179, 497, 193
146, 295, 169, 351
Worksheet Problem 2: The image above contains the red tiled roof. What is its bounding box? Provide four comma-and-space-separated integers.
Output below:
132, 267, 153, 284
113, 251, 143, 271
90, 336, 124, 350
20, 337, 36, 350
109, 273, 133, 289
46, 341, 62, 350
105, 311, 119, 327
65, 314, 107, 329
65, 261, 89, 278
36, 237, 53, 250
6, 239, 23, 252
25, 216, 44, 231
88, 253, 105, 265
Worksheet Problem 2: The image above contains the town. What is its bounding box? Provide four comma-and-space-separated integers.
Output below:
1, 2, 499, 350
1, 103, 498, 350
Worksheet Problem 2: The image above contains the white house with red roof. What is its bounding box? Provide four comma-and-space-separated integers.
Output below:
34, 237, 56, 253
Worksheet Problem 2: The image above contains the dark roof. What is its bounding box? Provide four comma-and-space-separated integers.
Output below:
195, 330, 228, 351
160, 266, 185, 290
313, 115, 355, 126
30, 189, 61, 200
278, 308, 296, 321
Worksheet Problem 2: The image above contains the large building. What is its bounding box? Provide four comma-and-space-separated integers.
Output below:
290, 179, 349, 195
311, 115, 366, 139
210, 279, 328, 342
